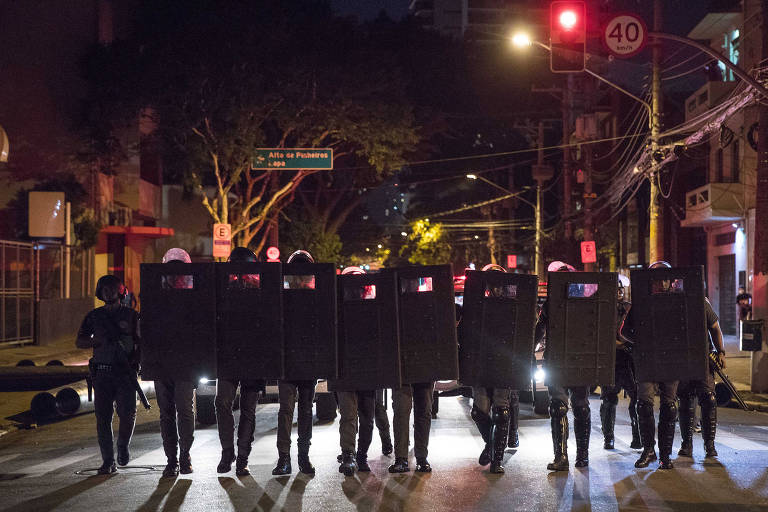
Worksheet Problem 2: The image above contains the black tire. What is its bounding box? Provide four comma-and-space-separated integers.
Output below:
315, 392, 337, 422
533, 390, 549, 417
196, 395, 217, 425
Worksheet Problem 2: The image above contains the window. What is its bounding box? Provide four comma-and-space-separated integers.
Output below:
344, 284, 376, 300
284, 275, 316, 290
567, 283, 598, 298
650, 279, 685, 294
227, 273, 260, 290
484, 284, 517, 299
400, 277, 433, 293
715, 232, 736, 246
161, 275, 194, 290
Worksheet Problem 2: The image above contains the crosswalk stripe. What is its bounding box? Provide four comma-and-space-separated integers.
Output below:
0, 453, 21, 466
716, 433, 768, 451
20, 453, 94, 477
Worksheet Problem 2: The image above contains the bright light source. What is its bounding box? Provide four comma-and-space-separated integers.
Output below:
377, 244, 383, 249
466, 174, 477, 179
199, 377, 210, 384
511, 32, 532, 47
732, 223, 739, 228
401, 231, 408, 237
365, 247, 370, 252
559, 10, 577, 29
534, 368, 546, 383
474, 235, 479, 239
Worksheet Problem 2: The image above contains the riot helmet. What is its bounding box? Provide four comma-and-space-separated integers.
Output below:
617, 274, 630, 301
481, 263, 507, 273
648, 260, 671, 269
341, 266, 365, 275
547, 260, 576, 272
162, 247, 191, 264
229, 247, 257, 263
96, 274, 126, 304
287, 250, 314, 264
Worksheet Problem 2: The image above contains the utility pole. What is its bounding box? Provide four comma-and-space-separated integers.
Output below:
649, 0, 664, 264
535, 121, 547, 282
563, 75, 574, 265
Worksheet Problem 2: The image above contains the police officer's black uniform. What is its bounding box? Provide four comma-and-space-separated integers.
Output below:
76, 275, 140, 475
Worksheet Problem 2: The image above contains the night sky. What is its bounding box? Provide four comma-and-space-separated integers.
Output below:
330, 0, 409, 20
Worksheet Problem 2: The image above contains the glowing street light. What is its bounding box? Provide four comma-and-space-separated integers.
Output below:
511, 32, 532, 48
466, 173, 478, 179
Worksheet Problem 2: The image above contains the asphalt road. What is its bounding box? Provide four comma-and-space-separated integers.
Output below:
0, 394, 766, 512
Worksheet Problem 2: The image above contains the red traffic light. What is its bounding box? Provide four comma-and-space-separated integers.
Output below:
550, 1, 586, 72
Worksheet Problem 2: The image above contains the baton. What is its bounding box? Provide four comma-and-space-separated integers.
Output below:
709, 352, 751, 411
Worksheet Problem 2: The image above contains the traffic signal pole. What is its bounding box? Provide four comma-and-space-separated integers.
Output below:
649, 0, 664, 264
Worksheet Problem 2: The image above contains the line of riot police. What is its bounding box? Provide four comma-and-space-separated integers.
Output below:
79, 245, 725, 476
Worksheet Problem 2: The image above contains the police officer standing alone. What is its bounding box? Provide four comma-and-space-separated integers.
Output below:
599, 275, 641, 450
677, 296, 726, 459
215, 247, 266, 476
273, 249, 318, 476
76, 275, 140, 474
155, 248, 197, 477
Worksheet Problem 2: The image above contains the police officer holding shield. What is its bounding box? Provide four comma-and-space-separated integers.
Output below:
273, 249, 318, 476
677, 296, 725, 459
155, 248, 197, 477
215, 247, 266, 476
599, 275, 641, 450
538, 262, 591, 471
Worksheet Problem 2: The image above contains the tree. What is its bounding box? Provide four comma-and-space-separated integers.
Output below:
397, 219, 451, 265
86, 0, 418, 256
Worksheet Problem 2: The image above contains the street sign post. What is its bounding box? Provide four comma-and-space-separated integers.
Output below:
213, 223, 232, 259
603, 13, 647, 58
581, 241, 597, 264
253, 148, 333, 170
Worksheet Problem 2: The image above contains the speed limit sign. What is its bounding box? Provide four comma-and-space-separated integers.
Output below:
603, 13, 647, 58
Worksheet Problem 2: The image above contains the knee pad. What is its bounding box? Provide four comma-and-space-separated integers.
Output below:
492, 406, 510, 423
602, 394, 619, 406
659, 402, 678, 422
701, 391, 717, 409
637, 399, 654, 417
572, 404, 590, 420
549, 399, 568, 418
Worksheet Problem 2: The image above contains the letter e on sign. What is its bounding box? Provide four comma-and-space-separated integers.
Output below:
581, 241, 597, 264
213, 223, 232, 259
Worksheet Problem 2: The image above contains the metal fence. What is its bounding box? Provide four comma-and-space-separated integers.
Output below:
0, 240, 93, 347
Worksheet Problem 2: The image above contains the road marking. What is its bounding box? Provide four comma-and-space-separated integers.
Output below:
129, 447, 168, 466
0, 453, 21, 465
717, 433, 768, 451
20, 453, 94, 477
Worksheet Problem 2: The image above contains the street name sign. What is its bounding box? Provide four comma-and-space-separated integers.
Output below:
603, 13, 647, 58
252, 148, 333, 170
213, 223, 232, 259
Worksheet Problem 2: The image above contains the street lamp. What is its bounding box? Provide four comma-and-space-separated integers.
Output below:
511, 32, 532, 48
466, 174, 542, 279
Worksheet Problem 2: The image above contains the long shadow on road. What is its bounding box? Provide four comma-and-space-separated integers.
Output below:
0, 474, 110, 512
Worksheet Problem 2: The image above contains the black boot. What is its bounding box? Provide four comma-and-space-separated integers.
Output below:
600, 401, 616, 450
508, 401, 520, 448
701, 391, 718, 458
339, 451, 357, 476
388, 457, 409, 473
117, 444, 130, 466
415, 458, 432, 473
658, 402, 677, 469
471, 406, 492, 466
298, 450, 315, 475
217, 447, 236, 473
235, 455, 250, 476
677, 396, 694, 457
272, 452, 291, 475
547, 400, 569, 471
179, 452, 193, 474
634, 400, 657, 468
629, 401, 642, 449
356, 451, 371, 472
490, 406, 510, 474
97, 461, 117, 475
162, 458, 179, 478
573, 405, 590, 467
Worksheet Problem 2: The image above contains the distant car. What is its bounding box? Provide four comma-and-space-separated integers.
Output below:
195, 378, 336, 425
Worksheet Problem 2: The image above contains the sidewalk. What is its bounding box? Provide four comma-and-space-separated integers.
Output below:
719, 334, 768, 413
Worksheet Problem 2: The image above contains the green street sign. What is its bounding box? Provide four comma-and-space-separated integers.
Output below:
252, 148, 333, 170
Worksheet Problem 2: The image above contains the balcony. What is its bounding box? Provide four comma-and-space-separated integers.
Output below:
681, 182, 752, 227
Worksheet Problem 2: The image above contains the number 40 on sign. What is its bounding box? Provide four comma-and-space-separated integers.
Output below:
603, 13, 647, 59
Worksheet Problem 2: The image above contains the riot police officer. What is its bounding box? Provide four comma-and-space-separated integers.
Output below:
599, 275, 641, 450
628, 261, 678, 470
155, 248, 197, 477
215, 247, 266, 476
539, 261, 591, 471
465, 264, 519, 474
273, 249, 318, 476
76, 275, 140, 474
677, 296, 725, 459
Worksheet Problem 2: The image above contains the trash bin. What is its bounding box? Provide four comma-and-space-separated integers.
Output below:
740, 319, 764, 351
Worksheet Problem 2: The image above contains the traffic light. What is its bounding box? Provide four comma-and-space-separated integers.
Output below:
550, 1, 586, 73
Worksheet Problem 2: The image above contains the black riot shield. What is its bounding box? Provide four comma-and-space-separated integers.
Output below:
545, 271, 617, 387
329, 272, 401, 391
216, 262, 283, 380
459, 271, 538, 389
140, 263, 217, 381
629, 266, 708, 383
282, 263, 338, 380
392, 265, 458, 384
